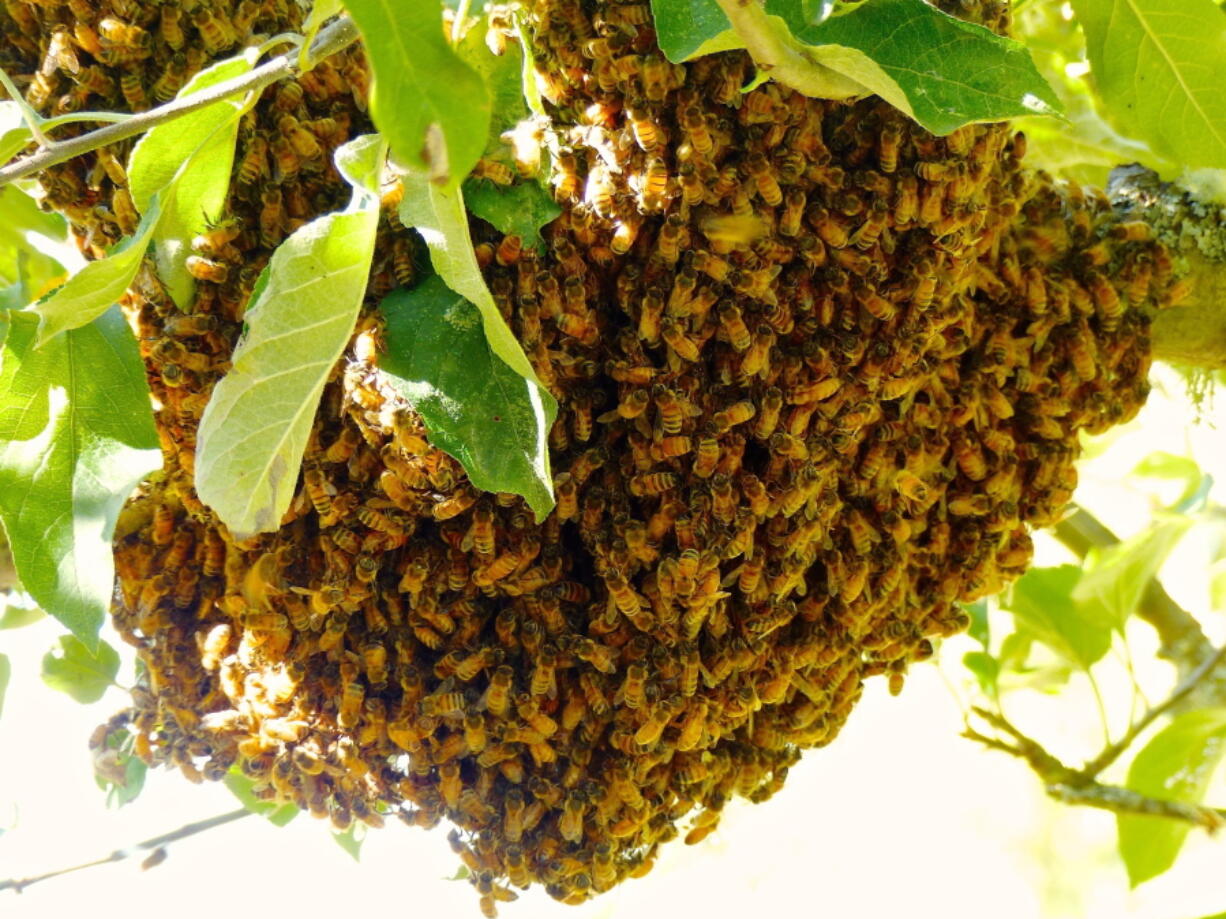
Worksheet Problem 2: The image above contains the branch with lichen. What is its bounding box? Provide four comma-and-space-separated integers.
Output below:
1107, 165, 1226, 371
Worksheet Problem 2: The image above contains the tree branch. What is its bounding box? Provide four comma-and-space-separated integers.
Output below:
0, 16, 361, 188
1106, 165, 1226, 370
1052, 505, 1211, 667
1047, 782, 1226, 832
0, 809, 252, 894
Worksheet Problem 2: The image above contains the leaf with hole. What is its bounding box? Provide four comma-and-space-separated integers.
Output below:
195, 135, 385, 539
0, 309, 160, 647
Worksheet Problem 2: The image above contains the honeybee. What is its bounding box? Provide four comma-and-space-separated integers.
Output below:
259, 187, 283, 247
193, 8, 235, 54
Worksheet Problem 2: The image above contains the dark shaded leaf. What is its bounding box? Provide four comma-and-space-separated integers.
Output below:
462, 178, 561, 250
0, 309, 160, 646
381, 277, 556, 518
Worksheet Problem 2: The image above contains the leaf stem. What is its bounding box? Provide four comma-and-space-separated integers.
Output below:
0, 68, 50, 147
1076, 643, 1226, 782
711, 0, 867, 100
0, 16, 361, 189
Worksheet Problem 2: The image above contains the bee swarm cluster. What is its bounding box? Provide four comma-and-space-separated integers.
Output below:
1, 0, 1182, 912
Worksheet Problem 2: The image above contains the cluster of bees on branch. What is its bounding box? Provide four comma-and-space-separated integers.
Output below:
3, 0, 1184, 913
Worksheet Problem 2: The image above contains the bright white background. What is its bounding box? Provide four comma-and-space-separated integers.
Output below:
2, 365, 1224, 919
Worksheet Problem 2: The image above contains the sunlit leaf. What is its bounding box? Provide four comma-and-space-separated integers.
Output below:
399, 172, 551, 398
651, 0, 1060, 132
196, 135, 384, 539
30, 198, 162, 346
456, 14, 529, 150
224, 771, 299, 826
0, 604, 46, 630
1210, 560, 1226, 611
0, 654, 9, 719
792, 0, 1062, 134
444, 865, 471, 881
300, 0, 344, 66
381, 278, 556, 519
1004, 565, 1111, 669
40, 634, 120, 704
0, 101, 32, 164
964, 599, 990, 650
129, 51, 260, 309
331, 822, 366, 861
0, 309, 160, 646
1073, 516, 1192, 632
962, 650, 999, 696
1118, 708, 1226, 887
1130, 451, 1206, 511
0, 186, 68, 291
342, 0, 490, 186
1071, 0, 1226, 168
462, 178, 560, 251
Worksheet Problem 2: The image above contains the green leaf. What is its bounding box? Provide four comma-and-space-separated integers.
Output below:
964, 599, 990, 650
224, 771, 300, 826
195, 136, 385, 539
0, 309, 160, 646
1004, 565, 1111, 669
997, 629, 1034, 673
30, 198, 162, 346
1118, 708, 1226, 887
1071, 0, 1226, 169
1130, 451, 1206, 512
1210, 560, 1226, 611
962, 650, 999, 696
0, 101, 32, 165
300, 0, 344, 66
331, 822, 366, 861
380, 278, 556, 519
651, 0, 814, 62
792, 0, 1062, 134
0, 603, 46, 630
0, 654, 9, 720
462, 178, 560, 251
341, 0, 491, 186
1073, 516, 1192, 632
650, 0, 741, 63
398, 171, 550, 394
455, 15, 529, 151
40, 634, 120, 703
0, 186, 68, 292
129, 51, 260, 309
92, 723, 147, 808
444, 865, 471, 881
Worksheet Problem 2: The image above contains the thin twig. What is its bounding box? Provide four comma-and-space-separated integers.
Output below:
0, 16, 361, 188
1053, 504, 1211, 665
0, 68, 50, 147
0, 809, 252, 894
1077, 644, 1226, 781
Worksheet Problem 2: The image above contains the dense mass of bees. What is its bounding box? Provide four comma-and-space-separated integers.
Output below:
2, 0, 1185, 911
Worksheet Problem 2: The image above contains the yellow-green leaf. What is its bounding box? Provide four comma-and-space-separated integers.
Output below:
195, 136, 384, 539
